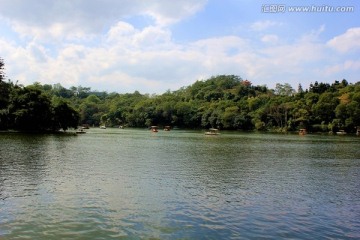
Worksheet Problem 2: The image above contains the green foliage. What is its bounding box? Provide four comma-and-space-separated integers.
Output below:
0, 59, 359, 134
0, 80, 80, 131
9, 85, 54, 131
274, 83, 295, 96
53, 99, 80, 131
0, 58, 5, 82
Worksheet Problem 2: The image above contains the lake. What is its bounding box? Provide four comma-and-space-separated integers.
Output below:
0, 129, 359, 239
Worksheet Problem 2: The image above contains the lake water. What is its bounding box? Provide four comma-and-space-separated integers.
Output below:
0, 129, 359, 239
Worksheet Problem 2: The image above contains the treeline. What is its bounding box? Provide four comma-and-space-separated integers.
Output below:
1, 58, 359, 133
0, 59, 79, 132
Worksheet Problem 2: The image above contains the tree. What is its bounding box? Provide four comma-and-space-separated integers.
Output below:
312, 92, 339, 124
53, 99, 79, 131
309, 81, 330, 94
0, 58, 5, 82
267, 96, 294, 129
0, 59, 11, 129
0, 59, 11, 109
1, 69, 359, 132
9, 85, 54, 131
297, 84, 304, 94
222, 106, 239, 129
0, 81, 12, 129
346, 101, 360, 128
52, 83, 74, 98
274, 83, 295, 96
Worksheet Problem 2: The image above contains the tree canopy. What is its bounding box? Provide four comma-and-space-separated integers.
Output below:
0, 58, 359, 133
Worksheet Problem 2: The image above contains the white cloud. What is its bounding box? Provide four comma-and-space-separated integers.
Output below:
0, 2, 358, 94
260, 41, 324, 68
192, 36, 249, 56
300, 25, 325, 42
0, 24, 338, 93
133, 26, 172, 49
106, 22, 137, 42
261, 34, 279, 44
250, 20, 282, 31
0, 0, 207, 40
88, 72, 157, 93
327, 28, 360, 53
322, 60, 360, 76
142, 0, 207, 26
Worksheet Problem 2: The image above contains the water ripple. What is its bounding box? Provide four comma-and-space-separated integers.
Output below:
0, 130, 359, 239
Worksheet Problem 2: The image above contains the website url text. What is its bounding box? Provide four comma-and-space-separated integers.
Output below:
262, 5, 355, 13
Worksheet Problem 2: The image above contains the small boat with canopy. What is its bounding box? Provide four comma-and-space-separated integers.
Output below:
205, 128, 219, 135
150, 126, 158, 132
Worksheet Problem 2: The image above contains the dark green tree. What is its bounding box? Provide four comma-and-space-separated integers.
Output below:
53, 99, 80, 131
9, 85, 54, 131
0, 59, 12, 129
0, 58, 5, 82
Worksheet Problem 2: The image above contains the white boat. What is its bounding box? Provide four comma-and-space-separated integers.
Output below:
100, 126, 106, 129
76, 129, 86, 134
336, 130, 347, 135
205, 128, 219, 135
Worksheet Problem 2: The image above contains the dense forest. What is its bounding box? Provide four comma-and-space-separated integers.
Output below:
1, 58, 359, 133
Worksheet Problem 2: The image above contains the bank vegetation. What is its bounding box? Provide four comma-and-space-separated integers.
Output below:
1, 58, 359, 133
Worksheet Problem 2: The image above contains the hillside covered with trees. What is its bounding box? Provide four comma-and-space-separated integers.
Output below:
1, 58, 359, 133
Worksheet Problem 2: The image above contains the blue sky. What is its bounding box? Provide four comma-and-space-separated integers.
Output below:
0, 0, 359, 93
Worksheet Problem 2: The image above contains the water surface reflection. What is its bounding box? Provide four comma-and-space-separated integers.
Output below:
0, 130, 359, 239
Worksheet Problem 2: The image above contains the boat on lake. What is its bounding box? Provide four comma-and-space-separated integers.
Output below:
150, 126, 158, 132
299, 129, 307, 135
164, 126, 171, 131
336, 130, 347, 135
205, 128, 219, 135
76, 129, 86, 134
100, 126, 106, 129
